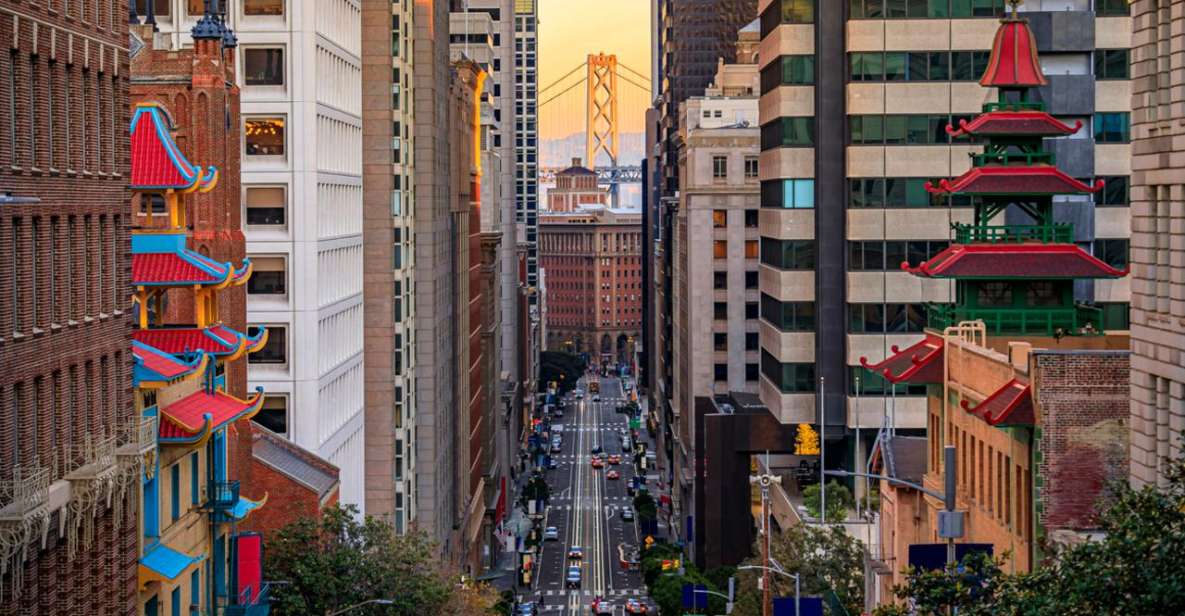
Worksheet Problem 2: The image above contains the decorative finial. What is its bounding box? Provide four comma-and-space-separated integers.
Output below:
1008, 0, 1022, 17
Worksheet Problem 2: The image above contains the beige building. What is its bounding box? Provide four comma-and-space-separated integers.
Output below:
671, 55, 762, 517
1129, 0, 1184, 488
547, 158, 610, 212
756, 0, 1132, 466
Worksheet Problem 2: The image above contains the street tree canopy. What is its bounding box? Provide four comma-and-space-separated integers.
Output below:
732, 524, 864, 616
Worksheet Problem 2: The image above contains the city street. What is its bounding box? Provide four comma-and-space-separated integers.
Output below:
522, 375, 658, 615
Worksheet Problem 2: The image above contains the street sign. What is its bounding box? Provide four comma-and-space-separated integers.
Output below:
644, 535, 655, 548
908, 543, 994, 571
773, 596, 822, 616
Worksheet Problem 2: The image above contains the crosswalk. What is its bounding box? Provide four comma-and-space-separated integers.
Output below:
518, 589, 654, 613
543, 499, 634, 511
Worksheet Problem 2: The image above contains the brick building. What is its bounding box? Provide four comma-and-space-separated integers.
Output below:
539, 206, 643, 364
1129, 0, 1185, 488
0, 2, 137, 614
546, 159, 608, 212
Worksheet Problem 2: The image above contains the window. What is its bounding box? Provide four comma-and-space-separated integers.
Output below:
714, 333, 727, 351
744, 240, 759, 259
850, 177, 945, 208
247, 256, 286, 295
745, 271, 759, 289
254, 395, 288, 435
245, 186, 286, 226
1098, 302, 1130, 330
745, 302, 759, 319
850, 240, 945, 270
760, 239, 816, 270
714, 364, 728, 381
245, 118, 286, 156
951, 51, 991, 81
191, 569, 201, 612
1094, 112, 1129, 143
761, 117, 814, 148
760, 351, 816, 393
1094, 49, 1129, 80
133, 0, 170, 17
170, 464, 180, 522
849, 303, 928, 333
190, 452, 199, 506
746, 363, 759, 382
745, 157, 760, 179
744, 210, 759, 228
977, 282, 1013, 307
714, 302, 728, 320
850, 0, 1005, 18
713, 240, 727, 259
250, 326, 287, 364
761, 55, 815, 93
171, 588, 181, 616
1094, 0, 1129, 16
850, 367, 926, 395
851, 115, 950, 145
762, 179, 815, 209
850, 52, 884, 81
712, 156, 728, 179
713, 271, 728, 290
761, 294, 816, 331
245, 0, 284, 15
745, 332, 759, 351
1094, 176, 1128, 206
1094, 239, 1129, 269
712, 210, 727, 228
244, 48, 284, 86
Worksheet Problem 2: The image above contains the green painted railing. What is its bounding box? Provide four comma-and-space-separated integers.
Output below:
952, 223, 1073, 244
926, 303, 1104, 336
983, 101, 1045, 113
972, 151, 1055, 166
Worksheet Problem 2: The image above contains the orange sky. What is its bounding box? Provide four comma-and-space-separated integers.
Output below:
538, 0, 653, 140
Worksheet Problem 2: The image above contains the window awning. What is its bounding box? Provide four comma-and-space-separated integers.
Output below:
159, 387, 265, 444
139, 542, 205, 585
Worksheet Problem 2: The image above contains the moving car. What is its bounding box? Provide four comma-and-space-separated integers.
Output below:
607, 454, 621, 465
606, 470, 620, 480
591, 457, 605, 469
515, 602, 539, 616
591, 598, 614, 615
591, 445, 604, 455
566, 566, 582, 589
543, 526, 559, 541
567, 546, 584, 560
625, 598, 648, 614
574, 390, 584, 399
553, 408, 564, 418
621, 506, 634, 521
551, 442, 562, 454
547, 458, 559, 470
592, 395, 601, 402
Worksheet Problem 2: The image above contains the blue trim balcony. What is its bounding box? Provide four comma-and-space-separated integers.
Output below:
224, 585, 271, 616
210, 480, 240, 521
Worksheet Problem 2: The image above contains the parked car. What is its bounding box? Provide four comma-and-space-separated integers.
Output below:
551, 442, 562, 454
592, 395, 601, 402
543, 526, 559, 541
566, 566, 582, 589
625, 598, 648, 614
547, 458, 559, 470
568, 546, 584, 560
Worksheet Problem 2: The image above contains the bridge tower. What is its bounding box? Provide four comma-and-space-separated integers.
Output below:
586, 53, 620, 171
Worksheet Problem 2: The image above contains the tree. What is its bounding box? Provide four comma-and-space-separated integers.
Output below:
266, 505, 495, 615
793, 423, 821, 456
732, 524, 864, 616
802, 480, 854, 523
539, 351, 586, 394
874, 447, 1185, 616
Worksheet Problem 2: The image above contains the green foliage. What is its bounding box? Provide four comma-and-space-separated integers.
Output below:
802, 480, 855, 523
265, 505, 455, 615
634, 492, 658, 521
732, 524, 865, 616
650, 564, 726, 616
874, 449, 1185, 615
538, 351, 586, 394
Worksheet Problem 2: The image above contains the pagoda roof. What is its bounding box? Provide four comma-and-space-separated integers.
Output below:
859, 334, 945, 384
132, 232, 251, 287
925, 165, 1104, 197
902, 243, 1128, 279
946, 111, 1081, 139
132, 341, 208, 384
980, 16, 1046, 89
133, 325, 268, 361
961, 378, 1034, 426
158, 387, 265, 444
130, 103, 219, 193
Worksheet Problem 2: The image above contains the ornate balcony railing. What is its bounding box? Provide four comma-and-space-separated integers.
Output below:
0, 465, 51, 598
972, 151, 1055, 167
952, 223, 1073, 245
983, 101, 1045, 113
926, 303, 1104, 337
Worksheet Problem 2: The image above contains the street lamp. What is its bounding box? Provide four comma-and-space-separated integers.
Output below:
750, 462, 782, 616
326, 598, 396, 616
825, 445, 962, 566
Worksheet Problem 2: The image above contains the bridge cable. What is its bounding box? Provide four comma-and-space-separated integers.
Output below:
539, 61, 589, 95
539, 76, 588, 109
617, 62, 651, 84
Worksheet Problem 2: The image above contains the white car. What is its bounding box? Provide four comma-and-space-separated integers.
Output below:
543, 526, 559, 541
575, 390, 584, 399
592, 395, 601, 402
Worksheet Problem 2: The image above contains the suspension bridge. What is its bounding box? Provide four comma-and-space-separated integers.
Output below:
538, 53, 651, 194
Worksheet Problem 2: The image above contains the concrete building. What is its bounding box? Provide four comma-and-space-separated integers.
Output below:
540, 204, 643, 364
361, 0, 418, 531
547, 158, 609, 212
142, 0, 369, 513
670, 56, 762, 530
515, 0, 540, 304
0, 2, 135, 613
755, 0, 1133, 465
1129, 0, 1184, 488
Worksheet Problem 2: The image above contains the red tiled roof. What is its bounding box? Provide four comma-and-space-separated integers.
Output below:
946, 112, 1081, 138
130, 104, 218, 193
133, 327, 243, 356
903, 243, 1128, 279
159, 388, 265, 441
859, 334, 945, 384
925, 166, 1104, 196
980, 18, 1046, 89
133, 253, 224, 284
961, 378, 1034, 426
132, 342, 199, 380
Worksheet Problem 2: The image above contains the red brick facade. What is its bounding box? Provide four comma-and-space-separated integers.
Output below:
0, 2, 135, 614
238, 427, 340, 541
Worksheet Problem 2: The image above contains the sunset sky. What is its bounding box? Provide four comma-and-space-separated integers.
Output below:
538, 0, 653, 140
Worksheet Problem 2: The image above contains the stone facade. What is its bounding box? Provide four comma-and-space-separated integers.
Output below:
1129, 0, 1185, 488
0, 2, 135, 613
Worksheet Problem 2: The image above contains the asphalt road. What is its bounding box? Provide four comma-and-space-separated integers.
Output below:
522, 375, 657, 615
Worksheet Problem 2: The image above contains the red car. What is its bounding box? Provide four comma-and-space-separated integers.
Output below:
591, 457, 604, 469
607, 454, 621, 465
625, 598, 648, 614
606, 470, 621, 480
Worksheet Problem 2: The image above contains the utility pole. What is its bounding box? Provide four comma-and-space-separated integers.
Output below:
750, 457, 781, 616
819, 376, 825, 525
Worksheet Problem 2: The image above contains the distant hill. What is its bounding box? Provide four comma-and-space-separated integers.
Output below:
541, 132, 645, 169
